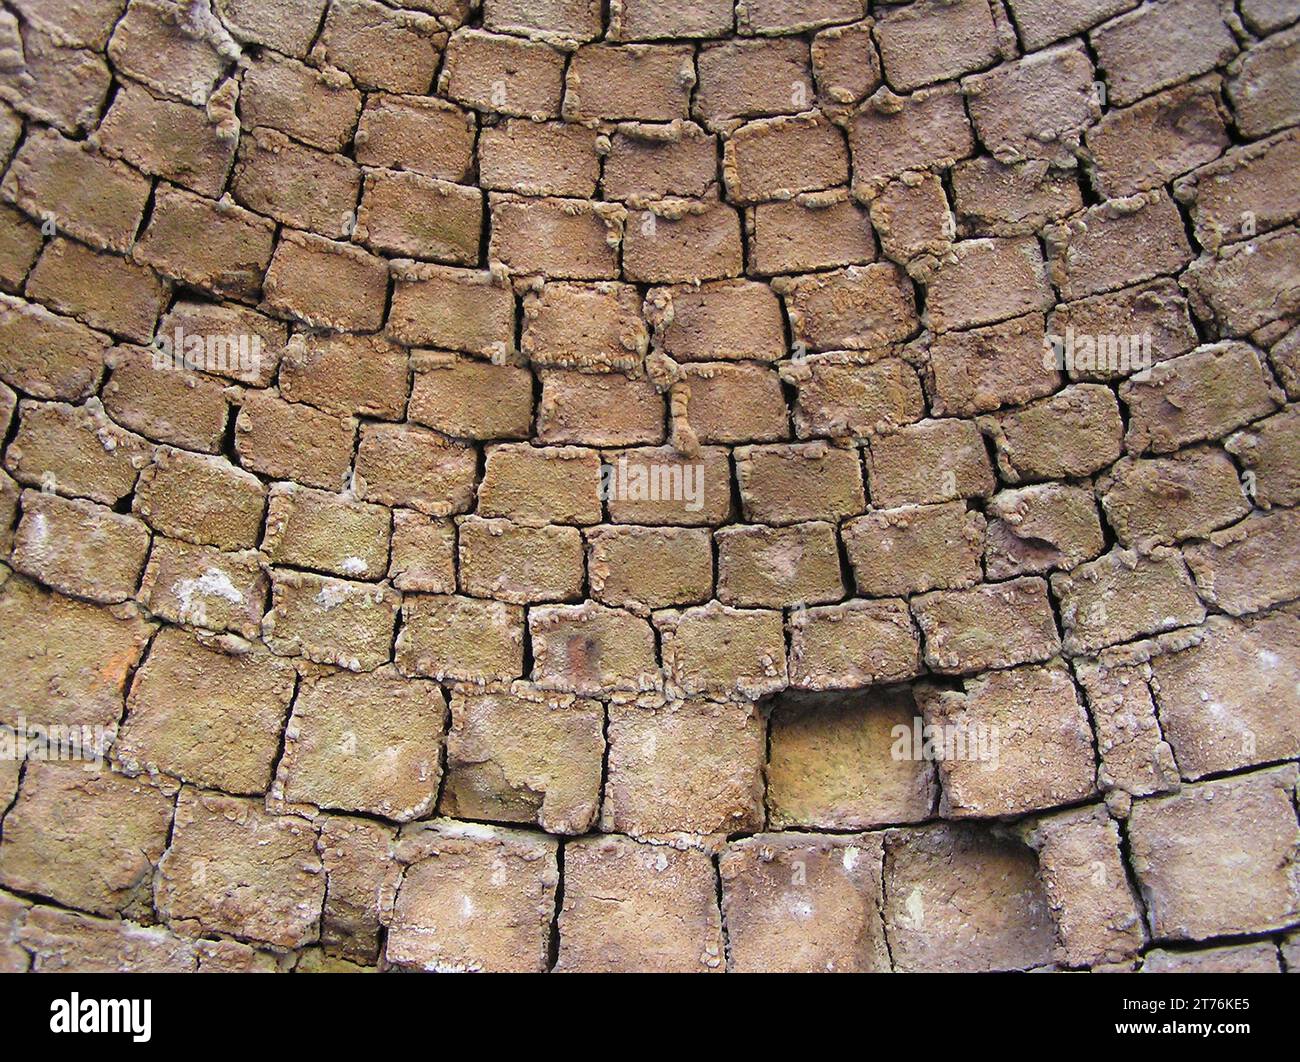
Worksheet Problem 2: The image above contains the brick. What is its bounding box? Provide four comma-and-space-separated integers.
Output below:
318, 815, 395, 964
1128, 765, 1300, 940
681, 362, 788, 443
779, 264, 918, 351
1239, 0, 1300, 33
750, 192, 877, 275
385, 822, 556, 973
276, 667, 446, 820
232, 127, 361, 240
1047, 279, 1198, 383
459, 517, 584, 603
1144, 942, 1282, 973
912, 577, 1061, 673
1086, 77, 1229, 198
556, 835, 723, 972
479, 120, 599, 198
438, 29, 566, 118
603, 699, 766, 834
609, 0, 733, 39
538, 370, 664, 446
409, 353, 531, 440
585, 524, 713, 613
1045, 193, 1193, 301
1226, 23, 1300, 138
355, 424, 477, 516
1183, 226, 1300, 337
984, 483, 1105, 579
1018, 806, 1145, 967
263, 229, 388, 332
138, 538, 268, 638
216, 0, 326, 55
355, 93, 474, 182
3, 129, 151, 254
109, 350, 228, 458
13, 491, 150, 604
736, 441, 864, 524
716, 522, 842, 608
844, 501, 985, 596
235, 388, 355, 491
867, 418, 994, 506
0, 575, 153, 729
0, 297, 110, 401
1006, 0, 1136, 50
723, 113, 848, 204
876, 0, 998, 92
25, 241, 163, 344
0, 762, 171, 918
0, 472, 15, 555
489, 194, 623, 279
1175, 129, 1300, 253
0, 17, 108, 132
314, 0, 445, 93
442, 686, 604, 834
848, 83, 974, 190
388, 262, 514, 356
623, 199, 743, 283
530, 601, 658, 693
654, 600, 787, 698
262, 482, 391, 580
134, 446, 265, 550
602, 122, 719, 201
134, 184, 277, 302
810, 20, 880, 107
483, 0, 602, 41
1227, 405, 1300, 509
1120, 341, 1282, 455
5, 398, 153, 505
280, 333, 408, 422
1096, 448, 1250, 549
918, 663, 1096, 818
116, 626, 295, 792
923, 237, 1052, 333
98, 81, 237, 198
603, 445, 733, 525
521, 282, 648, 373
264, 570, 400, 671
981, 384, 1124, 482
1051, 547, 1206, 654
694, 38, 813, 127
1184, 508, 1300, 616
737, 0, 865, 35
1091, 0, 1237, 108
884, 823, 1056, 972
646, 279, 785, 363
389, 510, 456, 593
0, 205, 41, 292
867, 170, 951, 264
926, 313, 1059, 417
239, 54, 360, 156
478, 444, 602, 526
950, 156, 1082, 237
156, 788, 323, 950
158, 298, 288, 388
107, 0, 230, 104
564, 44, 694, 122
395, 593, 525, 681
789, 598, 923, 688
11, 0, 129, 50
356, 168, 481, 264
18, 905, 194, 973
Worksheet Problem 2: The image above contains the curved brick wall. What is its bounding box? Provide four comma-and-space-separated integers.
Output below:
0, 0, 1297, 973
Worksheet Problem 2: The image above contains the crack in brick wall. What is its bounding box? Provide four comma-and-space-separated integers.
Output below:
0, 0, 1297, 973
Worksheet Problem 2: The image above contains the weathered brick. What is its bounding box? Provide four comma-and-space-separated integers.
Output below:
750, 192, 877, 275
216, 0, 327, 56
603, 699, 766, 834
355, 422, 476, 516
622, 198, 743, 283
1183, 225, 1300, 337
396, 593, 525, 681
489, 194, 623, 279
536, 369, 663, 446
530, 601, 658, 692
156, 788, 323, 950
236, 388, 355, 491
736, 440, 864, 524
810, 19, 880, 108
232, 127, 361, 239
0, 205, 41, 292
556, 834, 723, 972
601, 121, 719, 201
1127, 765, 1300, 940
654, 600, 787, 698
478, 443, 602, 526
264, 570, 400, 671
1227, 405, 1300, 509
438, 29, 566, 118
483, 0, 602, 41
279, 332, 408, 422
866, 170, 952, 264
0, 297, 110, 401
950, 155, 1082, 237
981, 384, 1124, 482
1226, 22, 1300, 138
918, 663, 1096, 817
314, 0, 446, 93
107, 0, 230, 104
603, 445, 733, 526
355, 93, 475, 181
694, 38, 813, 127
847, 83, 974, 190
18, 905, 195, 973
276, 667, 446, 820
117, 626, 295, 792
609, 0, 733, 40
1007, 0, 1136, 50
876, 0, 998, 92
681, 362, 788, 443
585, 524, 713, 613
138, 537, 267, 637
925, 313, 1059, 417
158, 298, 288, 388
388, 262, 514, 356
11, 0, 130, 50
867, 418, 994, 506
408, 353, 530, 440
789, 598, 922, 688
239, 52, 361, 155
385, 822, 556, 973
737, 0, 865, 36
25, 240, 164, 344
134, 446, 266, 550
912, 577, 1061, 673
717, 522, 842, 608
263, 229, 388, 332
0, 12, 107, 132
519, 282, 645, 373
459, 517, 584, 603
564, 43, 694, 122
845, 501, 985, 596
105, 346, 229, 454
779, 264, 918, 351
646, 279, 786, 363
13, 490, 150, 604
723, 113, 848, 205
1051, 547, 1206, 654
479, 119, 599, 198
1144, 942, 1282, 973
262, 482, 390, 580
443, 685, 603, 834
985, 483, 1104, 579
318, 814, 395, 964
389, 510, 456, 593
355, 168, 481, 264
923, 237, 1052, 333
1184, 507, 1300, 616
